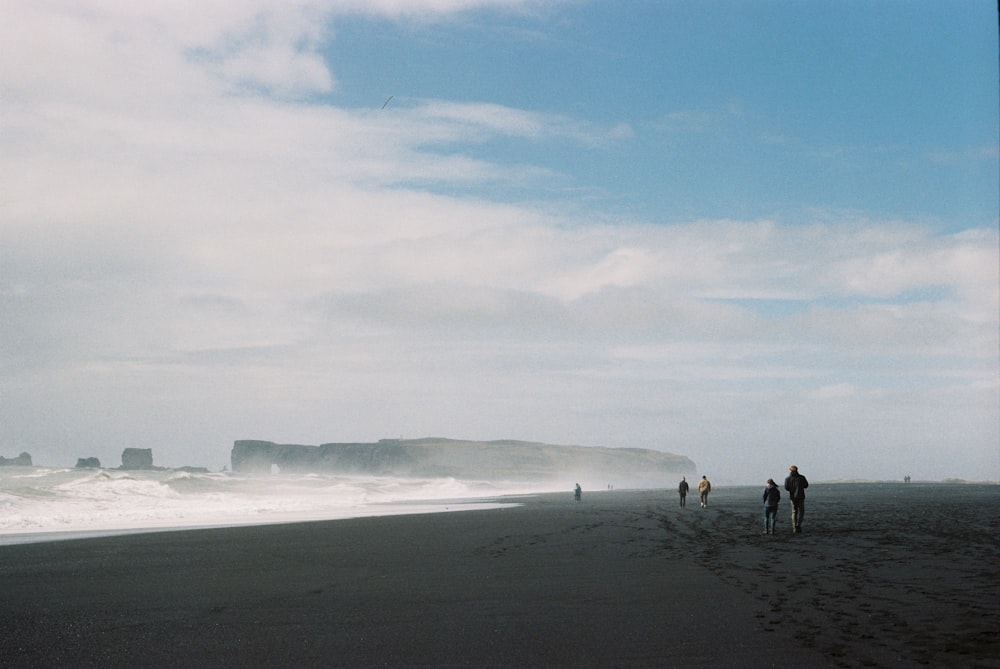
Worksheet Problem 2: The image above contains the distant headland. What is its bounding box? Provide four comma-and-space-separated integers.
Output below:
231, 437, 696, 487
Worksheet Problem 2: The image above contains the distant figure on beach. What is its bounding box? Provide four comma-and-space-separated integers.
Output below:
762, 478, 781, 534
784, 465, 809, 533
678, 477, 689, 506
904, 475, 911, 484
698, 476, 711, 508
574, 483, 582, 501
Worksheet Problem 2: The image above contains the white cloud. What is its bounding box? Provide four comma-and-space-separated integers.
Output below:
0, 0, 996, 482
328, 0, 543, 18
409, 99, 634, 150
808, 383, 858, 400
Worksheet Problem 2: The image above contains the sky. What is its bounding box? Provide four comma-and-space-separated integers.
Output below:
1, 0, 997, 484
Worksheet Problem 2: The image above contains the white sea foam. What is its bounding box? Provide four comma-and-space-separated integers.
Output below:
0, 466, 552, 545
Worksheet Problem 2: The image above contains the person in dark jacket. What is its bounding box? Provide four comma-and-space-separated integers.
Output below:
762, 478, 781, 534
677, 477, 689, 507
784, 465, 809, 533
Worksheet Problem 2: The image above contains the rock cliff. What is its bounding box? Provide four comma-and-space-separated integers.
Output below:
0, 451, 32, 467
231, 438, 695, 487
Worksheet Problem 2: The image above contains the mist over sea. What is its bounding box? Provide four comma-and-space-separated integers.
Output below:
0, 466, 542, 545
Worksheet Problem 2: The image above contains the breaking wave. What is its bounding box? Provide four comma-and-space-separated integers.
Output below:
0, 466, 549, 544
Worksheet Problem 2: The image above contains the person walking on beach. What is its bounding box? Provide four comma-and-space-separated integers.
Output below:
698, 475, 711, 508
784, 465, 809, 533
762, 478, 781, 534
677, 477, 689, 506
574, 483, 582, 501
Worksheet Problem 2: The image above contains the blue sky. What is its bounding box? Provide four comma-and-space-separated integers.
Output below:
325, 2, 997, 224
1, 1, 997, 483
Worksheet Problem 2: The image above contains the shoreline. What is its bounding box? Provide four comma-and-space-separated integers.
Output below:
2, 479, 995, 547
3, 478, 994, 547
1, 485, 997, 667
0, 499, 521, 547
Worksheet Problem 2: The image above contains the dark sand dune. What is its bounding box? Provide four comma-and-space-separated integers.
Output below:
1, 483, 997, 668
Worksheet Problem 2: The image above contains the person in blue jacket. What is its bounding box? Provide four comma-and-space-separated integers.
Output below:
762, 478, 781, 534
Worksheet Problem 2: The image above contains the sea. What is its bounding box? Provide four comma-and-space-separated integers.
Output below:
0, 466, 547, 545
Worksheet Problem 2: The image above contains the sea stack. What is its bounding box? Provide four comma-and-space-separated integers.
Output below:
121, 448, 154, 470
0, 452, 32, 467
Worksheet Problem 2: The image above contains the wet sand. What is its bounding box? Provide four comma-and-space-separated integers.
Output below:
1, 483, 997, 668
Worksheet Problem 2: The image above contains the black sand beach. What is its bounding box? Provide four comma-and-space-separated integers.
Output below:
1, 483, 997, 668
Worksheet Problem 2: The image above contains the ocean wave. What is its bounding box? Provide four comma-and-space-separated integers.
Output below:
0, 467, 535, 541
